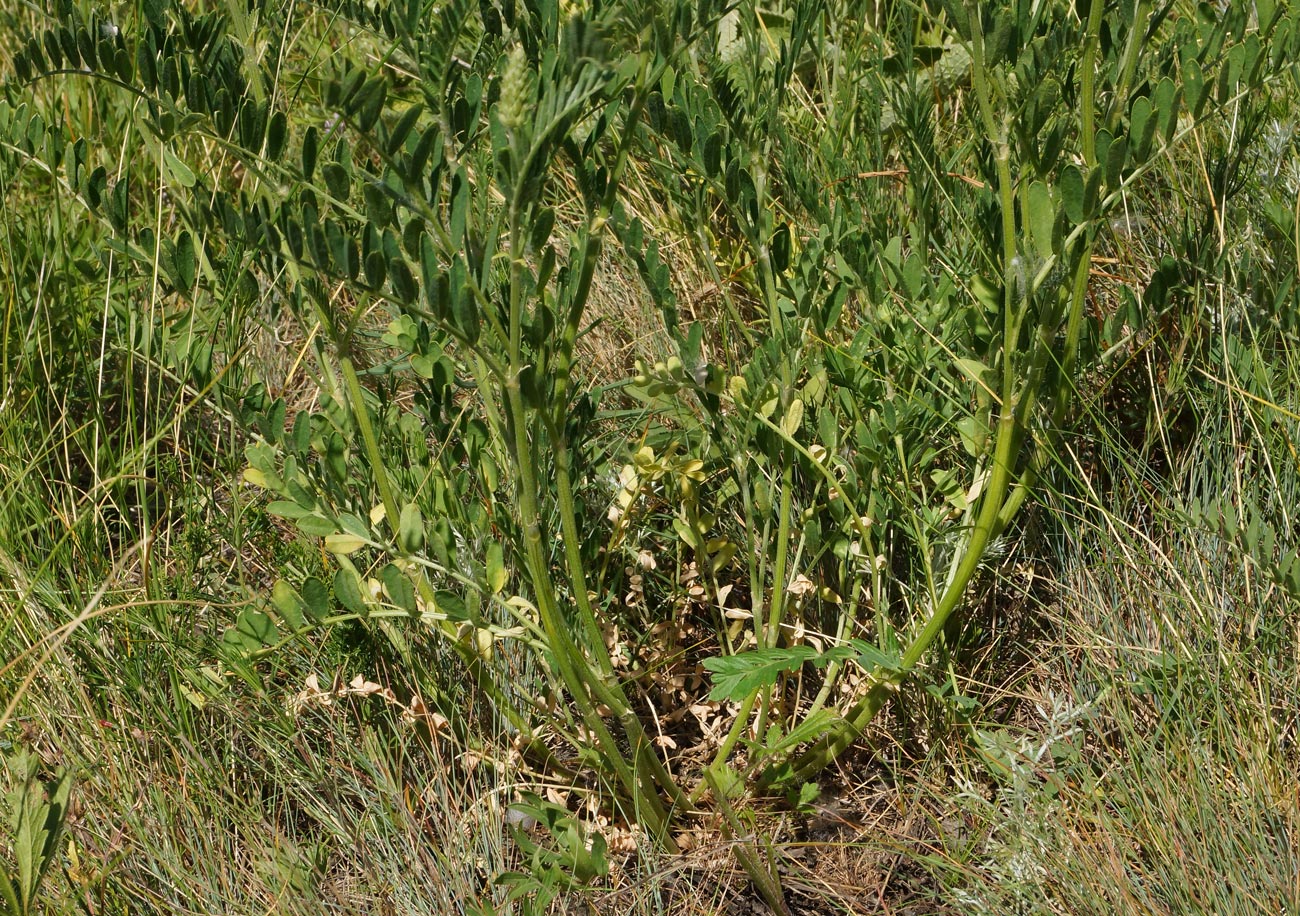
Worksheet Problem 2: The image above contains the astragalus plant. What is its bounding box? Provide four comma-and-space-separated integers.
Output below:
5, 0, 1298, 905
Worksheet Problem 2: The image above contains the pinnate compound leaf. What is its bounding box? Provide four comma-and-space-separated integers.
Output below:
764, 708, 841, 754
703, 647, 818, 701
845, 638, 904, 672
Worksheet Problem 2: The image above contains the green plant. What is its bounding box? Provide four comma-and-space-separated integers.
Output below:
5, 1, 1300, 910
498, 792, 612, 913
1, 750, 72, 916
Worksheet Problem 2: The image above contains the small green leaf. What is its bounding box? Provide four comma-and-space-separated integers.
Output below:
957, 415, 989, 456
265, 499, 312, 519
971, 273, 1001, 312
172, 230, 196, 292
1152, 76, 1179, 146
323, 162, 350, 200
387, 102, 423, 155
771, 222, 791, 273
242, 466, 278, 489
1026, 180, 1054, 259
265, 110, 287, 161
113, 47, 133, 82
449, 272, 479, 342
388, 258, 417, 304
364, 250, 387, 288
420, 233, 441, 313
780, 398, 804, 437
450, 170, 469, 243
1104, 136, 1128, 190
334, 566, 369, 614
233, 609, 278, 650
271, 580, 307, 630
529, 207, 555, 255
1059, 164, 1084, 224
1182, 57, 1207, 117
673, 516, 702, 550
142, 0, 166, 30
1128, 95, 1153, 159
486, 541, 506, 594
85, 165, 107, 210
435, 589, 469, 620
789, 780, 821, 812
381, 563, 417, 613
302, 124, 319, 180
301, 576, 330, 622
163, 147, 196, 188
296, 514, 338, 537
398, 502, 424, 553
357, 77, 387, 132
954, 357, 995, 390
324, 532, 367, 554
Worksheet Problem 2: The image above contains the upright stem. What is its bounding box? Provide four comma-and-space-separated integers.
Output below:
335, 330, 542, 755
1080, 0, 1105, 169
1108, 1, 1154, 131
495, 54, 689, 836
506, 374, 674, 838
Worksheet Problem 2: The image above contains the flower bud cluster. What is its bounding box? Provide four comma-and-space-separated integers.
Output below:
631, 356, 724, 397
498, 46, 533, 133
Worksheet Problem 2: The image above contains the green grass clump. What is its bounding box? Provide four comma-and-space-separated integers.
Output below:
920, 321, 1300, 914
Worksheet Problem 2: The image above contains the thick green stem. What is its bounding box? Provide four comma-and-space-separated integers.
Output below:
1080, 0, 1105, 168
751, 461, 794, 747
1107, 1, 1154, 131
705, 770, 790, 916
339, 354, 401, 533
506, 377, 674, 839
493, 56, 689, 838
